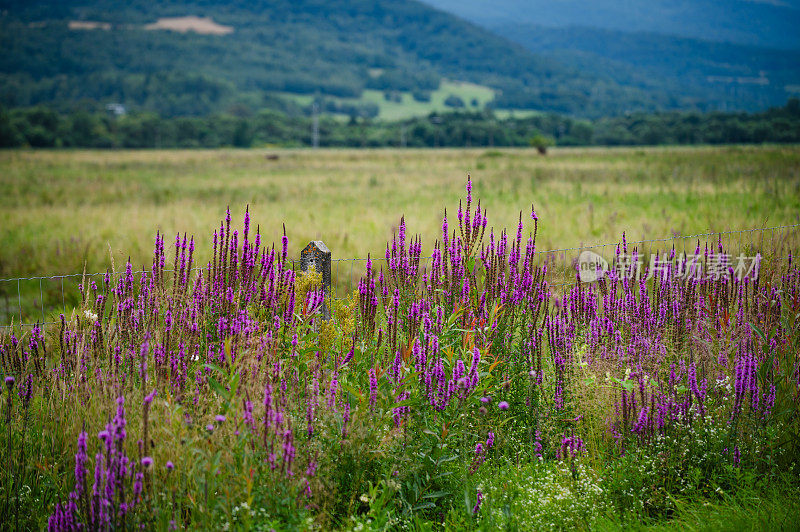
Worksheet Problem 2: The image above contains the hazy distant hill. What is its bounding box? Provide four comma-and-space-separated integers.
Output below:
421, 0, 800, 50
421, 0, 800, 113
497, 24, 800, 113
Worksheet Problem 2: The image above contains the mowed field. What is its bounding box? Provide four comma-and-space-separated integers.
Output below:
2, 145, 799, 323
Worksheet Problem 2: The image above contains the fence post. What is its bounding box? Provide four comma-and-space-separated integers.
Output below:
300, 241, 331, 320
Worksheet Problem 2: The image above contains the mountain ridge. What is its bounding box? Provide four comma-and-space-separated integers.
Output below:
421, 0, 800, 50
495, 23, 800, 113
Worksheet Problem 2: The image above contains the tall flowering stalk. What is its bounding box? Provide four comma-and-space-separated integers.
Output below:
50, 395, 142, 531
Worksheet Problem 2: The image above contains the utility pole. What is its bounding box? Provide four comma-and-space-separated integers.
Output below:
430, 115, 442, 148
312, 102, 319, 149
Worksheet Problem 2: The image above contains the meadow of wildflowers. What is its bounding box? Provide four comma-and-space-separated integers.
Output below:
1, 175, 800, 530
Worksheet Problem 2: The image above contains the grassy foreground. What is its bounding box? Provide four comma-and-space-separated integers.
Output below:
1, 168, 800, 529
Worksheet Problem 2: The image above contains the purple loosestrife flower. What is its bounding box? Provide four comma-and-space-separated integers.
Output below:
764, 383, 776, 417
20, 373, 33, 407
144, 388, 157, 405
558, 434, 585, 461
533, 431, 543, 458
306, 457, 318, 477
74, 431, 88, 497
342, 403, 351, 438
139, 334, 150, 384
633, 407, 649, 437
369, 368, 378, 410
342, 341, 355, 366
133, 471, 143, 500
472, 442, 485, 472
281, 224, 288, 262
328, 373, 339, 411
391, 350, 403, 384
282, 428, 296, 477
392, 391, 410, 427
473, 490, 483, 514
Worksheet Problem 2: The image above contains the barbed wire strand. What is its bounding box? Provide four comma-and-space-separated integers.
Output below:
2, 223, 798, 329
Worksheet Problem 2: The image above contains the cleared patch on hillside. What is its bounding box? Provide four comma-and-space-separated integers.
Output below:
143, 16, 233, 35
68, 21, 111, 30
279, 80, 497, 121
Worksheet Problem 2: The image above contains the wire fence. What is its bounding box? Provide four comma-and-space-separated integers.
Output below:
2, 223, 798, 330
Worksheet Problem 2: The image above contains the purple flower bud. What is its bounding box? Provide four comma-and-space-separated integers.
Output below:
368, 368, 378, 410
473, 489, 483, 514
342, 342, 355, 366
4, 376, 13, 389
215, 414, 226, 423
144, 388, 157, 405
166, 461, 174, 472
206, 424, 215, 432
480, 396, 491, 404
141, 456, 153, 469
498, 401, 509, 411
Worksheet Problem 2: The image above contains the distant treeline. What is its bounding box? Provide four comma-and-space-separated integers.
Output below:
1, 100, 799, 149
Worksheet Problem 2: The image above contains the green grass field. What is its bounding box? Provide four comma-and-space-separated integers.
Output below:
1, 144, 799, 323
280, 80, 496, 120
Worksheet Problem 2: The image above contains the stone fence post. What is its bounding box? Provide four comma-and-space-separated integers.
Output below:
300, 241, 331, 320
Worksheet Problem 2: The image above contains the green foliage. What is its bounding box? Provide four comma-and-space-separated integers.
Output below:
2, 100, 799, 149
529, 133, 554, 154
477, 458, 609, 530
444, 95, 465, 108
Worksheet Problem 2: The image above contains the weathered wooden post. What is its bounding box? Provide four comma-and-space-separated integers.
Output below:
300, 241, 331, 320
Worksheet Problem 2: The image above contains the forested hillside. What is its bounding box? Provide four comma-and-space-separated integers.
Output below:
0, 0, 644, 118
3, 0, 794, 119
